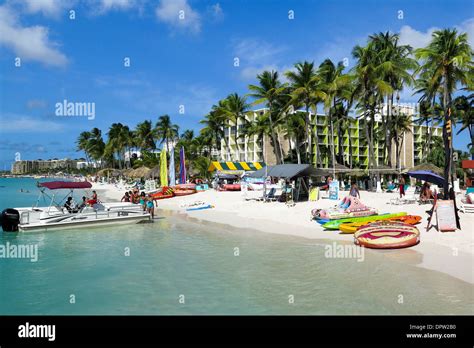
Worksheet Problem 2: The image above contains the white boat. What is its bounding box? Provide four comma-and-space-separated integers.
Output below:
1, 181, 151, 232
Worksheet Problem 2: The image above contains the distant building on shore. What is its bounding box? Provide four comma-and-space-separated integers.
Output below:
219, 105, 442, 169
11, 158, 98, 174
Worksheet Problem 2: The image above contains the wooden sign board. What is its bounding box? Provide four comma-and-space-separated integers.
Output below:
436, 200, 457, 232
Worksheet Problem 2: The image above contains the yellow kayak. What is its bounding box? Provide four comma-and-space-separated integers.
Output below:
339, 215, 422, 234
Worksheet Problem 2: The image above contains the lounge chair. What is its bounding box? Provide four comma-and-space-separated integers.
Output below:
466, 187, 474, 195
264, 188, 278, 202
385, 183, 396, 192
390, 186, 417, 205
460, 193, 474, 213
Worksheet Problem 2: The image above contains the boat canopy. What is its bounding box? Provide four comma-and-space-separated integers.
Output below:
38, 181, 93, 190
208, 161, 265, 172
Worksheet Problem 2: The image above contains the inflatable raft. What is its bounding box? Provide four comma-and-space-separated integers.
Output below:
339, 215, 422, 234
354, 221, 420, 249
322, 212, 407, 230
312, 196, 377, 220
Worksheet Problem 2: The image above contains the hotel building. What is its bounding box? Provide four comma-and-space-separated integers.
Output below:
219, 106, 442, 169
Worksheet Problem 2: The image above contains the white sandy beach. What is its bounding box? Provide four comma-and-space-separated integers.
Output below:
94, 183, 474, 284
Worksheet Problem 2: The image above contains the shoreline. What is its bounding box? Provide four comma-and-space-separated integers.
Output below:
95, 184, 474, 285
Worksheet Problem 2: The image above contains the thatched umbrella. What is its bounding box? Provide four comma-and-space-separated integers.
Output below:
146, 165, 161, 179
403, 163, 443, 176
97, 168, 113, 176
128, 166, 151, 178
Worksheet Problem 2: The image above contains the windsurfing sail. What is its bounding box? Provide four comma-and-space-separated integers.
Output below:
169, 146, 176, 187
179, 146, 186, 184
160, 148, 168, 187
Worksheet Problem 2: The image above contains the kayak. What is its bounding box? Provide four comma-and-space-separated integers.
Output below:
151, 186, 175, 200
186, 204, 213, 211
174, 189, 197, 196
322, 212, 407, 230
312, 196, 377, 220
354, 221, 420, 249
339, 215, 422, 234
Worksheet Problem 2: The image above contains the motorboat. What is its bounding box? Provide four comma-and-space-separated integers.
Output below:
0, 181, 150, 232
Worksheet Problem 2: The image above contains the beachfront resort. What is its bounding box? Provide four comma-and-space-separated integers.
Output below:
0, 1, 473, 321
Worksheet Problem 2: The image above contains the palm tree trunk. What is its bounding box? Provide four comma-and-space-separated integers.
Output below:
267, 105, 282, 164
442, 71, 451, 193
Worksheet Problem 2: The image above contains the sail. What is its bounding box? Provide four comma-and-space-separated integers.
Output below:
179, 146, 186, 184
169, 146, 175, 186
160, 148, 168, 187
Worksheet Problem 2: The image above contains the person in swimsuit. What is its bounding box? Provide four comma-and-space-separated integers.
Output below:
399, 176, 405, 198
349, 183, 360, 198
139, 192, 146, 211
121, 192, 130, 202
146, 194, 155, 219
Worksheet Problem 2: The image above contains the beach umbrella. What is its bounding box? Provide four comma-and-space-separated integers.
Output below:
160, 149, 168, 187
407, 170, 446, 187
169, 146, 176, 186
179, 146, 186, 184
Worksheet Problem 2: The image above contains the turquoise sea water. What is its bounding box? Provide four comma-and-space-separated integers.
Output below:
0, 178, 473, 314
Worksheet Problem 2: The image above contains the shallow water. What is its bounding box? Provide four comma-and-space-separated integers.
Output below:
0, 178, 473, 314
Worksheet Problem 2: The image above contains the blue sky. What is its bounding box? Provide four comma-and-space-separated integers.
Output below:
0, 0, 473, 169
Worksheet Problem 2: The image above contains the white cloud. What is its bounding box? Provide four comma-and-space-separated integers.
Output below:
27, 99, 48, 109
399, 25, 439, 49
155, 0, 201, 33
457, 18, 474, 48
0, 5, 68, 66
400, 18, 474, 50
0, 114, 64, 133
209, 3, 223, 21
94, 0, 137, 14
13, 0, 74, 18
233, 38, 287, 80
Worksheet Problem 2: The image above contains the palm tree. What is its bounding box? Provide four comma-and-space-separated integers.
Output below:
106, 123, 132, 169
318, 59, 352, 171
242, 113, 271, 163
390, 113, 412, 170
285, 62, 325, 165
219, 93, 250, 161
200, 111, 225, 159
284, 111, 306, 164
88, 128, 105, 168
415, 28, 473, 191
370, 32, 417, 167
352, 42, 392, 178
134, 120, 156, 152
155, 115, 179, 153
453, 94, 474, 159
76, 131, 92, 166
248, 70, 287, 164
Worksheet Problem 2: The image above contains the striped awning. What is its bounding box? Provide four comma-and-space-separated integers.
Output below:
208, 161, 265, 172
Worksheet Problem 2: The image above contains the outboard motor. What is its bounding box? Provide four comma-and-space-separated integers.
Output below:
1, 208, 20, 232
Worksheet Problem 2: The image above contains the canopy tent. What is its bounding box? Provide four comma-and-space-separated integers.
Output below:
247, 164, 328, 179
208, 161, 265, 172
39, 181, 92, 190
215, 173, 239, 180
407, 170, 446, 187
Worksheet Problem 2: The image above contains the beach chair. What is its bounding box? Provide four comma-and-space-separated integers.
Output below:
264, 188, 278, 202
466, 187, 474, 195
390, 186, 417, 205
385, 183, 396, 193
460, 193, 474, 213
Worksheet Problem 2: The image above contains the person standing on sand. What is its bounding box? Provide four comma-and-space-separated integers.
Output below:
349, 183, 360, 198
399, 176, 405, 198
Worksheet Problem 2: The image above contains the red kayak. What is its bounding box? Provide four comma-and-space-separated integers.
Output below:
174, 188, 197, 196
151, 186, 175, 200
219, 184, 241, 191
